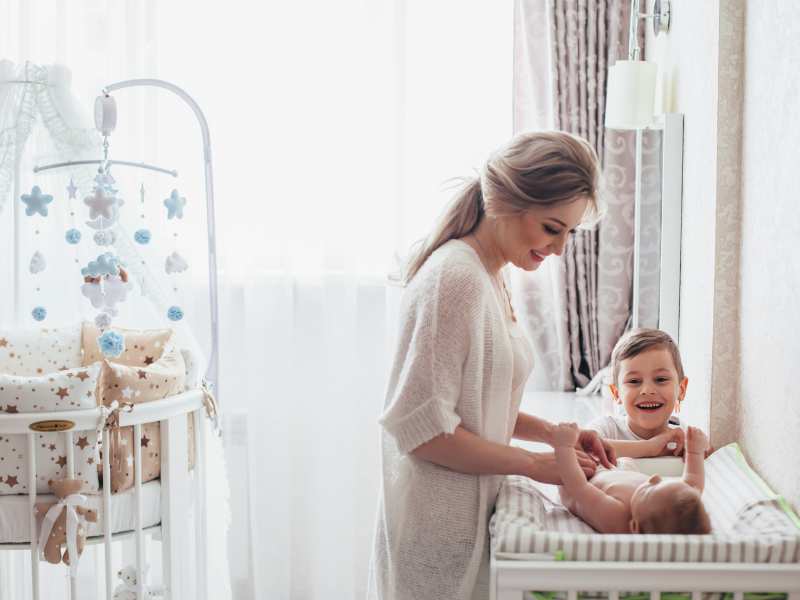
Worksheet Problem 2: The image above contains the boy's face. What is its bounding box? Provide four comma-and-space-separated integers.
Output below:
611, 347, 688, 438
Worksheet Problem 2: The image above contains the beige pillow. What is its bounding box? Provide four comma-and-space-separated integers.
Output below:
0, 324, 83, 375
0, 364, 101, 494
99, 347, 186, 493
81, 322, 172, 367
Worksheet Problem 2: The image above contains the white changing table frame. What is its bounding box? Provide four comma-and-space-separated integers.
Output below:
491, 559, 800, 600
492, 392, 800, 600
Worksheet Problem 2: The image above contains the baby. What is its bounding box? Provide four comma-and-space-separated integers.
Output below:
551, 422, 711, 534
588, 328, 700, 459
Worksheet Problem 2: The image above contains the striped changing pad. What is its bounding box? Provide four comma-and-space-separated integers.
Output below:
490, 443, 800, 562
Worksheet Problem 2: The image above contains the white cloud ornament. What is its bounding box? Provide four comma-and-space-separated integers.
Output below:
165, 251, 189, 274
29, 251, 46, 274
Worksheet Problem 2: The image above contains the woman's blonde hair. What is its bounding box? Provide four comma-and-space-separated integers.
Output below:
403, 131, 602, 283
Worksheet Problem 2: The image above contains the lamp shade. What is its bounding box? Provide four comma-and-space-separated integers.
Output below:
604, 60, 657, 130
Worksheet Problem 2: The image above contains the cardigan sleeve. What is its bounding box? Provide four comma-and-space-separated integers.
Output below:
379, 263, 482, 454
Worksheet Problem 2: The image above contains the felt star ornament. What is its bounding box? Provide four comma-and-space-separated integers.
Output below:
163, 189, 186, 219
66, 178, 78, 199
21, 186, 53, 217
84, 188, 116, 220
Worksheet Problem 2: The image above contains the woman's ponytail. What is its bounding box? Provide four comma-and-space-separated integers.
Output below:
403, 177, 483, 283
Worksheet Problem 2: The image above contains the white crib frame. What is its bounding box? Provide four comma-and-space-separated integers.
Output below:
0, 390, 208, 600
490, 557, 800, 600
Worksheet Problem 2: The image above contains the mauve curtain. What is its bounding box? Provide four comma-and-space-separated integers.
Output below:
512, 0, 642, 390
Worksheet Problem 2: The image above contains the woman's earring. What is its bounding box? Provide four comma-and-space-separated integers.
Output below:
676, 400, 681, 413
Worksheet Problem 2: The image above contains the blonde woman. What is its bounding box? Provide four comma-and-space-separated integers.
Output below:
368, 132, 616, 600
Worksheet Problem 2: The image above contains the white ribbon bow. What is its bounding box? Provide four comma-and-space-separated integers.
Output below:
37, 493, 88, 577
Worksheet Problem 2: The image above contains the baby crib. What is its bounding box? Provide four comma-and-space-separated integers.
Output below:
0, 69, 222, 600
0, 387, 210, 600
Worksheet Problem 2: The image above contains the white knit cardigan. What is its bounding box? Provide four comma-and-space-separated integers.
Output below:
368, 239, 523, 600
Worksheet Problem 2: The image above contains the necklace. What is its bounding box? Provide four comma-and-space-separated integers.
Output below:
471, 234, 517, 323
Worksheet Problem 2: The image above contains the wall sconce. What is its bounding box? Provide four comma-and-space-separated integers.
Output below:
603, 1, 682, 338
605, 0, 670, 130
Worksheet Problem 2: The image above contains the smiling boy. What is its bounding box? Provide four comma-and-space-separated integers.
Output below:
588, 328, 691, 458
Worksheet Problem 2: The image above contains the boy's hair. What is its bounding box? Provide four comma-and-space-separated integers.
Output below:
611, 328, 685, 384
639, 489, 711, 535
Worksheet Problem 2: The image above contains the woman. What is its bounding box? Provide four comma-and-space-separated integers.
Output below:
368, 131, 615, 600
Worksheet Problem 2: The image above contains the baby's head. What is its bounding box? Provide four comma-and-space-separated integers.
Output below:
629, 474, 711, 534
609, 328, 688, 438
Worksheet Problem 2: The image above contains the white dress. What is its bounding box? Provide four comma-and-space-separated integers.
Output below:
368, 239, 534, 600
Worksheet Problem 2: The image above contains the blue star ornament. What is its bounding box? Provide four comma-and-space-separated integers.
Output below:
21, 186, 54, 217
66, 178, 78, 199
164, 189, 186, 220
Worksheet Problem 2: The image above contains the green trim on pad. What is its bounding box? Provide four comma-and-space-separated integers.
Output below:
726, 443, 800, 530
527, 592, 788, 600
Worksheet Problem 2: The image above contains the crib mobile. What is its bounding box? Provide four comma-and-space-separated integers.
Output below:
6, 73, 221, 600
26, 116, 183, 352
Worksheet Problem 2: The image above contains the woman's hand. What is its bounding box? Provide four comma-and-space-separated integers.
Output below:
523, 449, 598, 484
575, 428, 616, 468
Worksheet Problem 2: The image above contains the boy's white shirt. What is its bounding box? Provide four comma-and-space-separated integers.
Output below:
587, 413, 682, 440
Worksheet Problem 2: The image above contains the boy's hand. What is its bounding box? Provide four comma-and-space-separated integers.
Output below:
651, 427, 686, 456
685, 426, 709, 456
552, 422, 580, 447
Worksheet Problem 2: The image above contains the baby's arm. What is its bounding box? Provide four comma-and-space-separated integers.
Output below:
682, 426, 707, 492
606, 428, 686, 458
552, 423, 631, 533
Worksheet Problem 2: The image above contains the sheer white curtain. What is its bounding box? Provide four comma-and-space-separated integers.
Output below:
2, 1, 512, 599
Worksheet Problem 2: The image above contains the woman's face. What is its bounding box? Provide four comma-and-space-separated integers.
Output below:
498, 196, 589, 271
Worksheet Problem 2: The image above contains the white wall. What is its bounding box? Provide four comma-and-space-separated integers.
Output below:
737, 3, 800, 510
645, 0, 724, 435
647, 1, 799, 509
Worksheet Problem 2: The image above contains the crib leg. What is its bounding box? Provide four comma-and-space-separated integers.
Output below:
161, 414, 190, 600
